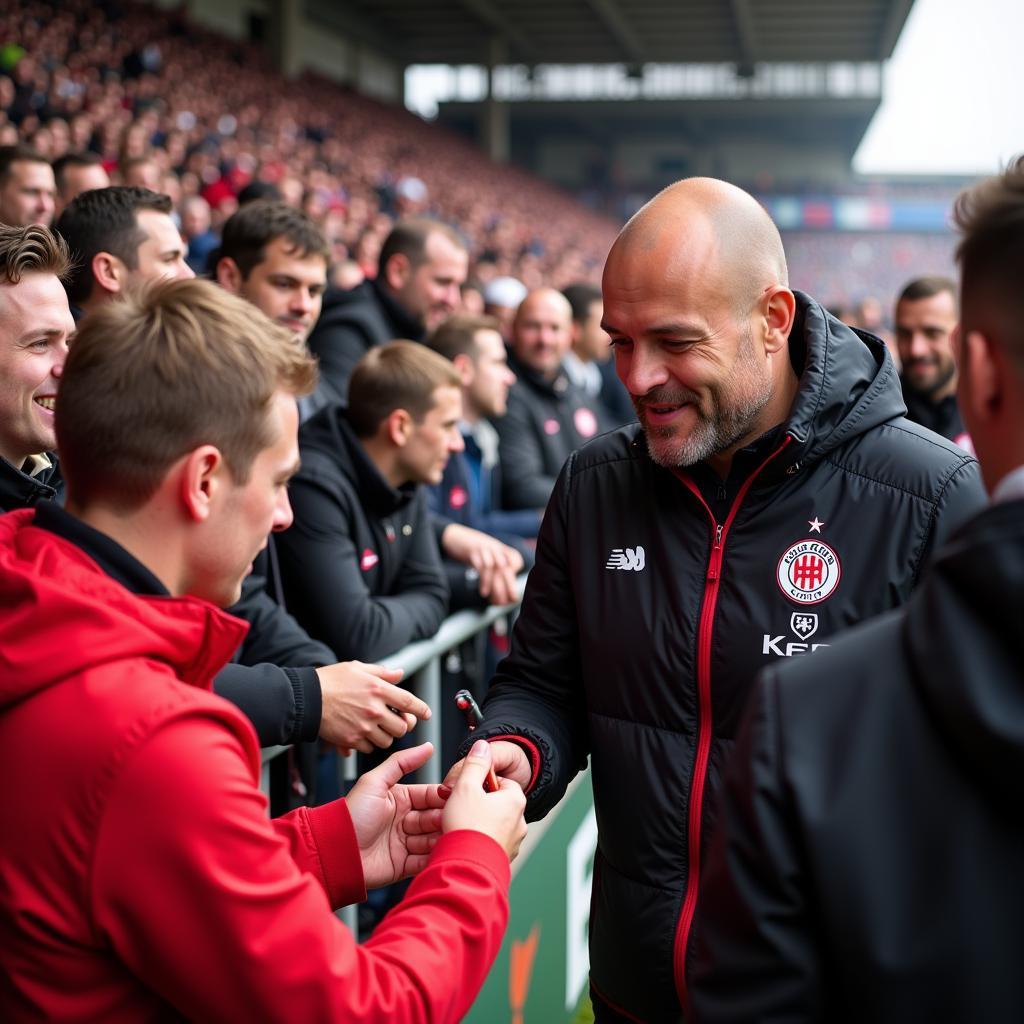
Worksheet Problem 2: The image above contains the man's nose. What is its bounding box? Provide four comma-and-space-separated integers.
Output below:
292, 289, 314, 314
621, 344, 669, 395
272, 490, 295, 533
907, 332, 930, 359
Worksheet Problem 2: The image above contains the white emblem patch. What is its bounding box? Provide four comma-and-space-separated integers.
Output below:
776, 539, 841, 605
606, 546, 645, 571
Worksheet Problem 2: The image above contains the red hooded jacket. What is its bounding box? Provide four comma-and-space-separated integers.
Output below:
0, 509, 510, 1021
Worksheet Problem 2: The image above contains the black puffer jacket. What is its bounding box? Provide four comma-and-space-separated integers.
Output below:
306, 279, 422, 408
495, 355, 607, 510
470, 294, 986, 1022
276, 405, 449, 662
691, 496, 1024, 1023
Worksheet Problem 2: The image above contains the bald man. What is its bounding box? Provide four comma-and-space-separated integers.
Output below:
452, 178, 985, 1021
494, 287, 608, 509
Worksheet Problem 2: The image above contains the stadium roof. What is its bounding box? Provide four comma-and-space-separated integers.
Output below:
309, 0, 916, 69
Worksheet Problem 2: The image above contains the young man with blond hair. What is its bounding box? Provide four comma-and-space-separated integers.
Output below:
0, 279, 526, 1020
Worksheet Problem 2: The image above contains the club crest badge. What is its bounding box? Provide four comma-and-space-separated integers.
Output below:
790, 612, 819, 640
776, 539, 841, 605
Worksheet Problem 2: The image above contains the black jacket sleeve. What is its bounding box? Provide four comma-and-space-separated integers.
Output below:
457, 455, 588, 819
495, 393, 560, 510
278, 479, 450, 663
212, 663, 321, 747
210, 572, 335, 747
230, 572, 337, 668
689, 670, 823, 1022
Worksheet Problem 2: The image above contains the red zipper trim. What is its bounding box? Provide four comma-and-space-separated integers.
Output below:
669, 435, 792, 1010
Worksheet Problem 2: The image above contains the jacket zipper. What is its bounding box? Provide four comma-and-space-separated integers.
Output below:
670, 435, 792, 1010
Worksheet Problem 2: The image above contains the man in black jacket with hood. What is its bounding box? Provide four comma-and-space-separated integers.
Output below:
450, 177, 987, 1023
305, 219, 467, 409
690, 160, 1024, 1023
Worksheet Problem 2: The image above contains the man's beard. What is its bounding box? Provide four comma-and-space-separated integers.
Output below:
905, 357, 956, 398
634, 329, 773, 468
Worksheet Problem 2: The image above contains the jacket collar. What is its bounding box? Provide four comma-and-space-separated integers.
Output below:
507, 352, 570, 399
777, 292, 906, 472
33, 500, 169, 596
0, 509, 249, 703
0, 453, 59, 513
370, 277, 425, 342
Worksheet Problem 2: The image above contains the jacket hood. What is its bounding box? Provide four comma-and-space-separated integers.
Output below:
317, 279, 423, 341
0, 509, 248, 709
905, 499, 1024, 797
779, 292, 906, 470
299, 404, 418, 517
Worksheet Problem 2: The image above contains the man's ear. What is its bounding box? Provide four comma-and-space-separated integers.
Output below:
761, 286, 796, 354
178, 445, 225, 522
92, 251, 125, 295
452, 352, 475, 388
383, 253, 411, 292
385, 407, 413, 448
959, 329, 1001, 424
216, 256, 242, 294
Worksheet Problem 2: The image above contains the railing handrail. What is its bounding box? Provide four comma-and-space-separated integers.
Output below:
261, 573, 527, 766
382, 581, 524, 675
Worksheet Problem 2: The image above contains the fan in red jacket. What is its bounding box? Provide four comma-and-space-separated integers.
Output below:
0, 275, 527, 1021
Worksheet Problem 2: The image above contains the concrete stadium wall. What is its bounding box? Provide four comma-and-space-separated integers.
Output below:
145, 0, 401, 102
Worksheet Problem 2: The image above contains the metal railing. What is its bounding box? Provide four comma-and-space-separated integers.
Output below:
260, 576, 524, 791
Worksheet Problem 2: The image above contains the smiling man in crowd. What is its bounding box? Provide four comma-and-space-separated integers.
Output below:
895, 275, 973, 451
0, 225, 74, 512
307, 219, 468, 405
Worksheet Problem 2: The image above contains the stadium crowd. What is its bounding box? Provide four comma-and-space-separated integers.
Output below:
0, 0, 616, 290
1, 2, 1021, 1022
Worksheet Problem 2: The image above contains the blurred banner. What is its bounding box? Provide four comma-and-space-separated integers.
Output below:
465, 770, 596, 1024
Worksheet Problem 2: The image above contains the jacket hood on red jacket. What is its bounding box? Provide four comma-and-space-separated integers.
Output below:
0, 509, 249, 709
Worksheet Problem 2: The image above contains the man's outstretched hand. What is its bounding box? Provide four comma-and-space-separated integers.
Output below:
345, 742, 447, 888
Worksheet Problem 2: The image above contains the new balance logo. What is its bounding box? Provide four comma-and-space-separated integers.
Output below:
606, 546, 645, 571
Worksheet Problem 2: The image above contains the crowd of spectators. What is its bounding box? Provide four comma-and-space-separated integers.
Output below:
1, 0, 617, 291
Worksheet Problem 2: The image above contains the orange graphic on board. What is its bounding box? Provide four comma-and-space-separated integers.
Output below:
509, 923, 541, 1024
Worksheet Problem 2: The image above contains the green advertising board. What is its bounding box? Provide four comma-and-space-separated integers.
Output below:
463, 770, 596, 1024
